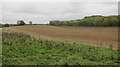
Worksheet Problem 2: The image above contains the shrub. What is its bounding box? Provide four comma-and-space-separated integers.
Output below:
4, 24, 9, 27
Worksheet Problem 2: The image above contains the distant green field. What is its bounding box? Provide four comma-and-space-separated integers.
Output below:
2, 31, 119, 65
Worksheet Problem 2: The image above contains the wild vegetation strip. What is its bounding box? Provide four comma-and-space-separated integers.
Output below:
2, 31, 119, 65
3, 25, 118, 49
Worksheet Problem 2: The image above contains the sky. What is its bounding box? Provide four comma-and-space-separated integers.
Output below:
1, 0, 119, 24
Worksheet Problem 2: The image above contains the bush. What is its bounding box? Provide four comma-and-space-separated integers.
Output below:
4, 24, 9, 27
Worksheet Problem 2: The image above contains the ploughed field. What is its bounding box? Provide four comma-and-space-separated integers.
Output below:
3, 25, 118, 49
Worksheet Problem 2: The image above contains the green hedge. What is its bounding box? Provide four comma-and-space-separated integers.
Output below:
49, 15, 119, 27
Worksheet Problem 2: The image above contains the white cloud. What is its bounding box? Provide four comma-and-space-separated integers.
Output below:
2, 2, 118, 24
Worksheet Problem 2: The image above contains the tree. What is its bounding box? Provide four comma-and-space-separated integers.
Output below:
49, 15, 118, 27
102, 18, 109, 26
17, 20, 26, 25
4, 24, 9, 27
29, 21, 32, 25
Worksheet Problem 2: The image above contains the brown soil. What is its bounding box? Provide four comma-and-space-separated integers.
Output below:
3, 25, 118, 49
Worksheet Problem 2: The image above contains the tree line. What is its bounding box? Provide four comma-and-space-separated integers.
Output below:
49, 15, 119, 27
1, 20, 33, 27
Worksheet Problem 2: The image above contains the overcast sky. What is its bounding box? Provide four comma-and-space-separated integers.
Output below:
1, 1, 118, 24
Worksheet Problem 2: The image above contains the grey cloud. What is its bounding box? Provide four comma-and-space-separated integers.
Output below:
2, 2, 118, 24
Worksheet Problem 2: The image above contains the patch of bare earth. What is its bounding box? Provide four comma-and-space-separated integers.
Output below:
3, 25, 118, 49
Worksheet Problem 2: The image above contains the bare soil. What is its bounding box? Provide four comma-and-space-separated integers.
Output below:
3, 25, 118, 49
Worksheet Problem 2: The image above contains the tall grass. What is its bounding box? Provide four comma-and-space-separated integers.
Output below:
2, 31, 119, 65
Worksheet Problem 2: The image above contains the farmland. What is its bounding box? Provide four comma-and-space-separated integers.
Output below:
2, 25, 119, 65
2, 30, 119, 65
1, 2, 119, 65
3, 25, 118, 49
